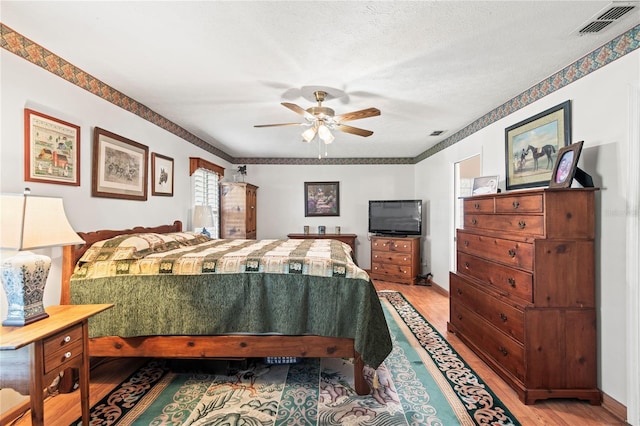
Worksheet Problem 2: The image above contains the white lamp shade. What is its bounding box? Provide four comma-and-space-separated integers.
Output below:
301, 126, 317, 143
193, 205, 214, 228
318, 124, 335, 144
0, 193, 83, 250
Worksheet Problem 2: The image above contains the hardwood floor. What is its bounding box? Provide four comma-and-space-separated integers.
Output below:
4, 281, 625, 425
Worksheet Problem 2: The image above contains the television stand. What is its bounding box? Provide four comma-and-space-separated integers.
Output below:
369, 235, 421, 285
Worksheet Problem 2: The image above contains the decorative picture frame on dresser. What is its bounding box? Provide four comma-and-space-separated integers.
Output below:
151, 152, 174, 196
548, 141, 583, 188
505, 100, 571, 191
472, 175, 499, 195
304, 181, 340, 217
24, 108, 81, 186
92, 127, 148, 201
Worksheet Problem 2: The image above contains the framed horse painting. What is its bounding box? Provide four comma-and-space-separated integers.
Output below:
504, 100, 571, 191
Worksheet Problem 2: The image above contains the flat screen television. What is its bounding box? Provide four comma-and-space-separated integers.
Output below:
368, 199, 422, 236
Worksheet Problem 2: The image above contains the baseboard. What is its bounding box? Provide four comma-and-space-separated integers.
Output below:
601, 391, 627, 423
428, 279, 449, 297
0, 396, 31, 425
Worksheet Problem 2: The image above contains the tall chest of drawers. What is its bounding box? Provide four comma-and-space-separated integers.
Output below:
447, 188, 600, 405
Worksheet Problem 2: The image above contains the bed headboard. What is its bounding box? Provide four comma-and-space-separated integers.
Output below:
60, 220, 182, 304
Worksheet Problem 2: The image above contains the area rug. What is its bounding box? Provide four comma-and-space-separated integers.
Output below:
73, 291, 520, 425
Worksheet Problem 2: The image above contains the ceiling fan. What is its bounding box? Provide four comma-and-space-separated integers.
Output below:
254, 90, 381, 144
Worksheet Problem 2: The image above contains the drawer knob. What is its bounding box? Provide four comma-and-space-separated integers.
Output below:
457, 288, 463, 295
508, 249, 516, 258
403, 257, 408, 261
500, 313, 508, 322
64, 351, 72, 359
471, 218, 478, 225
457, 314, 462, 320
508, 277, 516, 287
474, 203, 480, 209
498, 347, 508, 356
518, 220, 526, 229
512, 201, 520, 209
464, 262, 470, 269
64, 336, 71, 343
463, 240, 469, 247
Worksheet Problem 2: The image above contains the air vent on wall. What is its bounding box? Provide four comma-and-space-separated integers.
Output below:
577, 4, 636, 34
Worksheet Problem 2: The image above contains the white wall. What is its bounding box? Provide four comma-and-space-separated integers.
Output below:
248, 164, 415, 266
1, 39, 637, 419
415, 50, 639, 411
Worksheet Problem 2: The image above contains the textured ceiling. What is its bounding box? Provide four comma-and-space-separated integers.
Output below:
2, 1, 639, 160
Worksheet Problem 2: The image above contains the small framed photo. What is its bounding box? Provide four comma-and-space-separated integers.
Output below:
472, 175, 499, 195
24, 108, 80, 186
92, 127, 148, 200
305, 181, 340, 217
151, 152, 174, 196
549, 141, 584, 188
318, 225, 326, 235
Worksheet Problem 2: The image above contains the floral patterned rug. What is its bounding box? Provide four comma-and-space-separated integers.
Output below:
73, 291, 520, 425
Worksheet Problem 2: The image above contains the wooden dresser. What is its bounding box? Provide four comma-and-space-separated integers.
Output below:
448, 188, 600, 405
220, 182, 258, 239
369, 236, 420, 285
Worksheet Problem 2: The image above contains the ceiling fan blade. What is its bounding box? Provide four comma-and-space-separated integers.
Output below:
335, 107, 381, 123
254, 123, 305, 128
281, 102, 315, 120
335, 123, 374, 137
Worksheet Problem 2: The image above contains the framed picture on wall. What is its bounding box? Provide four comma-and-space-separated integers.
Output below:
151, 152, 174, 196
505, 100, 571, 191
305, 181, 340, 217
92, 127, 148, 200
24, 108, 81, 186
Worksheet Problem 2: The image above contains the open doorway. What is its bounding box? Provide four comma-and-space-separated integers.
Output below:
452, 154, 481, 271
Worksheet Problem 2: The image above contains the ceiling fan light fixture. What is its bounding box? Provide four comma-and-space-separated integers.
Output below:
302, 126, 317, 143
318, 124, 334, 144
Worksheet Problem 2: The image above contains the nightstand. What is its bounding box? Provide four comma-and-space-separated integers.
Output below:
0, 304, 113, 426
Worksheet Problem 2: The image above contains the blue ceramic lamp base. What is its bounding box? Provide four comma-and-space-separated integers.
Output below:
1, 251, 50, 326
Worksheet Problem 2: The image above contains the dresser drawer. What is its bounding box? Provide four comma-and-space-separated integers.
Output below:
450, 273, 525, 341
457, 230, 533, 270
372, 251, 413, 266
450, 300, 525, 382
464, 198, 494, 214
371, 238, 413, 253
464, 213, 544, 237
495, 194, 543, 213
457, 252, 533, 303
371, 262, 414, 278
43, 323, 84, 374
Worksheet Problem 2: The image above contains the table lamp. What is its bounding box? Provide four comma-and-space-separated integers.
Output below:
0, 191, 83, 326
193, 205, 214, 237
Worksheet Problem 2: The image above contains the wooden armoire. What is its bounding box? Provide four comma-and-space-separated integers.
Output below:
448, 187, 600, 405
219, 182, 258, 239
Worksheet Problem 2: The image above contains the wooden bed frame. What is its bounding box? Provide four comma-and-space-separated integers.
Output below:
60, 221, 370, 395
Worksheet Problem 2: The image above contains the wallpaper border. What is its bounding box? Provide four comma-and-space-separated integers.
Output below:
2, 23, 638, 166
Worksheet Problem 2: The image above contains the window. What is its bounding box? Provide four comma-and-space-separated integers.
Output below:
190, 157, 224, 238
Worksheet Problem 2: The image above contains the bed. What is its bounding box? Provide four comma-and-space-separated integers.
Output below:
60, 221, 392, 395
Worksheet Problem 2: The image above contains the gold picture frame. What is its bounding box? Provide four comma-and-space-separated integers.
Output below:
92, 127, 148, 200
24, 109, 80, 186
505, 100, 571, 191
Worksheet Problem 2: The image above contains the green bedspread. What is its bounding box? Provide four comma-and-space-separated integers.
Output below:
70, 236, 392, 369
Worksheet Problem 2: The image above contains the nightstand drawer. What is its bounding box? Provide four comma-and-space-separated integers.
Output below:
43, 323, 83, 373
44, 339, 83, 374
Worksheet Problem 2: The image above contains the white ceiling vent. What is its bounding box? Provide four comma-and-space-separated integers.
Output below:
576, 3, 637, 34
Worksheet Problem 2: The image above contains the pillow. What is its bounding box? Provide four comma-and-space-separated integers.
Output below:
78, 232, 211, 263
